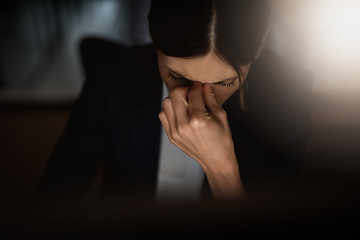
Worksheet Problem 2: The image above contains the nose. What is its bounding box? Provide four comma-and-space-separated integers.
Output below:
190, 81, 203, 87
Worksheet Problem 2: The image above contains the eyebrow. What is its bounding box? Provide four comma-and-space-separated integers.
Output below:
166, 67, 238, 84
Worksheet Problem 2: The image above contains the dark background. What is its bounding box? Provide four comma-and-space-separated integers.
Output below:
1, 0, 359, 237
0, 0, 152, 225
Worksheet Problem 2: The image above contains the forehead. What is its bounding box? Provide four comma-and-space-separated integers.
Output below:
158, 51, 237, 83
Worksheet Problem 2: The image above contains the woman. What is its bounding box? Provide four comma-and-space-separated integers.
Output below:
32, 0, 311, 202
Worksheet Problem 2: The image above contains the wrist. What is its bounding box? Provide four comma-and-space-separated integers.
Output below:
205, 162, 240, 186
202, 154, 239, 178
203, 157, 246, 200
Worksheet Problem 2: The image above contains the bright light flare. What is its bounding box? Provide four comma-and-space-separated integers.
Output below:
298, 0, 360, 95
309, 0, 360, 59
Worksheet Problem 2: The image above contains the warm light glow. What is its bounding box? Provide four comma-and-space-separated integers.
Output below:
309, 0, 360, 58
296, 0, 360, 94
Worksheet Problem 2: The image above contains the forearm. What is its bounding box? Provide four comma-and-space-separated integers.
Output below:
204, 160, 246, 200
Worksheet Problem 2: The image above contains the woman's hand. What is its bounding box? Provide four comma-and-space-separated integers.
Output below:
158, 82, 245, 199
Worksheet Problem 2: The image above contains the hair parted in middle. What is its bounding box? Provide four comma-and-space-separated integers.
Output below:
148, 0, 270, 110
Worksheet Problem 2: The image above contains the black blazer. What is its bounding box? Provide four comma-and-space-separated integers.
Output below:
32, 38, 312, 200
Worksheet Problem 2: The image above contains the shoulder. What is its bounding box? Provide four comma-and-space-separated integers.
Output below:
77, 38, 162, 110
79, 37, 157, 74
246, 49, 312, 115
242, 49, 312, 144
248, 50, 312, 100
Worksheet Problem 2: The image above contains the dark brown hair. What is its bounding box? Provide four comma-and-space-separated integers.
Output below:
148, 0, 270, 109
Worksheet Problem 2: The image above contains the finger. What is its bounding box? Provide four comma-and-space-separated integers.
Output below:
169, 87, 190, 125
187, 82, 206, 116
161, 97, 176, 134
202, 83, 223, 114
158, 109, 173, 141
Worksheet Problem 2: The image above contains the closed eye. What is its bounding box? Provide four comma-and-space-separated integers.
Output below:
168, 72, 237, 88
168, 73, 190, 83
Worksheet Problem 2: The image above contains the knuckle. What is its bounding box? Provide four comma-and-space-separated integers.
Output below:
169, 90, 177, 99
190, 116, 207, 129
162, 97, 171, 106
171, 131, 181, 141
217, 109, 227, 118
168, 137, 176, 145
187, 88, 197, 98
170, 86, 188, 98
177, 122, 189, 135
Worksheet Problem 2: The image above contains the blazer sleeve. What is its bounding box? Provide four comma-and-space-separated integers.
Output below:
258, 78, 312, 184
261, 58, 313, 182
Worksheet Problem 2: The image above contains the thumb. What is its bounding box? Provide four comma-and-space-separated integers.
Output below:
203, 83, 222, 113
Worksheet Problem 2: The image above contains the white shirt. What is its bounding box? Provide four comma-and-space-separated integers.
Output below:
155, 82, 205, 203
